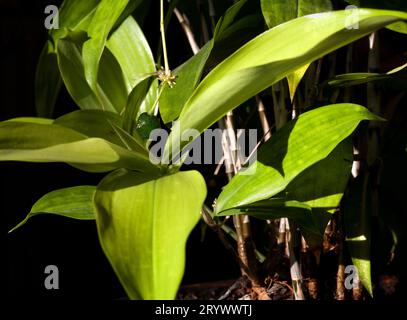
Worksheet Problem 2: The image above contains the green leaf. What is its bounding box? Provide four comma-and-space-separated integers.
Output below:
260, 0, 333, 100
123, 76, 154, 135
284, 139, 353, 211
260, 0, 333, 28
82, 0, 130, 90
328, 62, 407, 90
344, 0, 407, 34
214, 0, 249, 38
217, 139, 353, 239
215, 104, 382, 214
165, 9, 407, 157
55, 110, 146, 153
35, 41, 62, 118
0, 121, 158, 173
107, 15, 158, 116
159, 41, 214, 124
9, 186, 96, 233
94, 169, 207, 299
50, 0, 101, 43
387, 21, 407, 34
286, 64, 310, 102
35, 0, 100, 118
57, 31, 128, 113
343, 173, 373, 296
208, 0, 263, 69
160, 0, 259, 124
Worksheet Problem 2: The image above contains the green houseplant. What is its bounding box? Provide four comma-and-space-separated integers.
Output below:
3, 0, 407, 299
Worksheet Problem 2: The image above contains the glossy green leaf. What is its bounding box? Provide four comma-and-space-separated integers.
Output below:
159, 41, 214, 124
165, 9, 407, 157
215, 104, 382, 214
345, 0, 407, 34
57, 31, 128, 113
343, 174, 373, 296
260, 0, 333, 28
35, 41, 62, 118
107, 15, 158, 116
159, 0, 259, 124
284, 139, 353, 211
82, 0, 130, 90
50, 0, 100, 42
0, 121, 158, 173
55, 110, 146, 153
36, 0, 100, 118
286, 64, 310, 102
6, 117, 54, 125
328, 62, 407, 90
214, 0, 249, 38
94, 170, 206, 299
217, 139, 353, 238
9, 186, 96, 233
260, 0, 333, 100
208, 0, 263, 69
123, 76, 154, 135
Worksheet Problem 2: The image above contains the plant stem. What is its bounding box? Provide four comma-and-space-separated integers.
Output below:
173, 8, 200, 54
256, 96, 272, 141
336, 212, 346, 300
160, 0, 170, 75
286, 219, 305, 300
223, 112, 258, 284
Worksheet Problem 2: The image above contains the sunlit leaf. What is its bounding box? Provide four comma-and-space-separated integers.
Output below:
165, 9, 407, 158
94, 169, 206, 299
9, 186, 96, 233
57, 31, 128, 113
82, 0, 130, 90
107, 15, 158, 116
0, 121, 158, 173
343, 173, 373, 296
215, 104, 382, 214
328, 62, 407, 90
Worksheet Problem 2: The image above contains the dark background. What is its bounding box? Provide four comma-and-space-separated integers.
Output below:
2, 0, 240, 298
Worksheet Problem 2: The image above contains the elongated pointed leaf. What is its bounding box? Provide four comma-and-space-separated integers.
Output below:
9, 186, 96, 233
165, 9, 407, 157
215, 104, 382, 214
0, 121, 158, 173
261, 0, 333, 101
82, 0, 129, 90
35, 41, 62, 118
123, 76, 154, 135
284, 139, 353, 210
159, 41, 214, 124
94, 170, 206, 299
57, 31, 128, 112
36, 0, 100, 118
328, 62, 407, 90
214, 0, 249, 38
345, 0, 407, 34
107, 15, 157, 115
208, 0, 263, 69
55, 110, 146, 154
286, 64, 310, 102
260, 0, 333, 28
343, 174, 373, 296
50, 0, 100, 42
217, 140, 353, 239
159, 0, 258, 124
